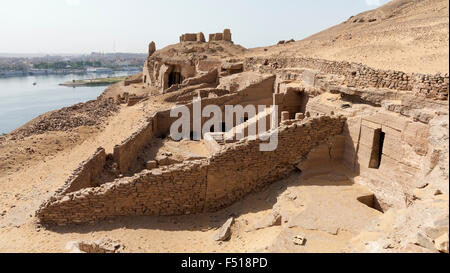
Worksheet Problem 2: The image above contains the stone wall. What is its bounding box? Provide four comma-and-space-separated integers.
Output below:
197, 59, 222, 72
57, 147, 107, 195
155, 75, 275, 137
204, 115, 346, 211
154, 93, 242, 137
180, 32, 206, 43
36, 115, 346, 225
113, 115, 156, 174
36, 160, 208, 225
209, 29, 232, 42
244, 57, 449, 100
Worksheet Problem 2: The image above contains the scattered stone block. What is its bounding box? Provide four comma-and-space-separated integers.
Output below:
155, 155, 181, 166
281, 111, 290, 122
214, 217, 234, 241
66, 239, 124, 253
415, 232, 436, 251
424, 225, 448, 240
251, 212, 282, 231
127, 95, 145, 106
292, 234, 307, 246
400, 243, 436, 253
434, 233, 449, 253
146, 160, 158, 170
295, 113, 305, 120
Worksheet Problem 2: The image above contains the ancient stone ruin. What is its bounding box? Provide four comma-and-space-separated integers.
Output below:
179, 29, 232, 43
179, 32, 206, 43
209, 29, 232, 42
34, 27, 449, 253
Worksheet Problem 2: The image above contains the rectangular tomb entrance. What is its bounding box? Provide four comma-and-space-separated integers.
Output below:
369, 129, 385, 169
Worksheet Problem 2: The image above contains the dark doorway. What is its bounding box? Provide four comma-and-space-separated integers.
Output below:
168, 72, 182, 87
299, 92, 309, 114
378, 131, 386, 167
369, 129, 385, 169
209, 122, 226, 133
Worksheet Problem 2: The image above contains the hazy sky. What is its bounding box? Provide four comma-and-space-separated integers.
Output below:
0, 0, 390, 54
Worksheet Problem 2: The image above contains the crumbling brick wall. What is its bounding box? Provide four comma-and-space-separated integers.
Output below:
36, 115, 346, 225
36, 160, 208, 225
180, 32, 205, 43
209, 29, 232, 42
244, 57, 449, 100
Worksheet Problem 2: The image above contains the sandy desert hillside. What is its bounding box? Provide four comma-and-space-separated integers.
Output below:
248, 0, 449, 74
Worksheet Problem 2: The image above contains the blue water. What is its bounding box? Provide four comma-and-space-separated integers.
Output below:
0, 72, 135, 134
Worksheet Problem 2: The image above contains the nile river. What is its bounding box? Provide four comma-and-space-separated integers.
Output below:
0, 72, 135, 134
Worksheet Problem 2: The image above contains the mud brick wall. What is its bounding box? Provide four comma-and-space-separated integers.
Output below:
36, 160, 208, 225
244, 57, 449, 100
204, 115, 347, 211
36, 115, 346, 225
180, 33, 199, 42
180, 32, 205, 43
57, 147, 106, 195
113, 115, 156, 174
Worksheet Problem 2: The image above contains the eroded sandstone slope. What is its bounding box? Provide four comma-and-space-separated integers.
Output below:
247, 0, 449, 74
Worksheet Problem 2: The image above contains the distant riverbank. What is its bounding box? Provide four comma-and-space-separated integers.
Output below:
59, 76, 127, 87
0, 67, 141, 78
0, 71, 135, 134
